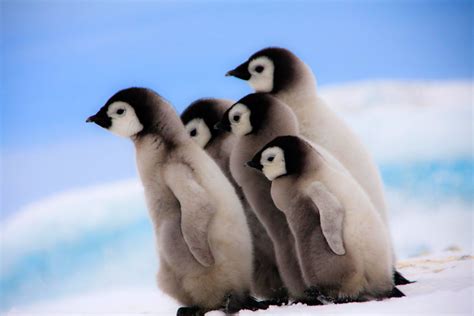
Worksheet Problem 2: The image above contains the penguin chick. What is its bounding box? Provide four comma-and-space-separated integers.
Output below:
180, 98, 287, 301
180, 98, 237, 171
216, 93, 308, 301
227, 47, 413, 285
247, 135, 404, 302
86, 88, 261, 314
226, 47, 388, 226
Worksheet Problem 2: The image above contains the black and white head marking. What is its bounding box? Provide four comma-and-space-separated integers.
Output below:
247, 135, 305, 180
226, 47, 299, 94
257, 146, 287, 181
86, 87, 161, 138
183, 118, 212, 147
216, 93, 273, 136
180, 99, 229, 148
227, 103, 252, 136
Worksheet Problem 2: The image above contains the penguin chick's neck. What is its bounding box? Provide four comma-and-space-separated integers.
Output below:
272, 61, 318, 108
206, 132, 233, 164
272, 142, 322, 188
246, 104, 299, 146
132, 99, 189, 150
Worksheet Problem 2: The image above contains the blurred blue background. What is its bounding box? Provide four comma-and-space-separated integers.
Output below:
1, 0, 472, 218
0, 0, 473, 312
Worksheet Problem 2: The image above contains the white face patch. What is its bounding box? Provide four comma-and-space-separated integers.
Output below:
185, 118, 212, 148
248, 56, 275, 93
107, 101, 144, 138
260, 147, 287, 181
228, 103, 252, 136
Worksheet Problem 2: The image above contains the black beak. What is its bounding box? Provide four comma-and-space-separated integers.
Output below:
86, 114, 97, 123
225, 62, 251, 80
86, 110, 111, 128
246, 160, 262, 170
214, 121, 230, 132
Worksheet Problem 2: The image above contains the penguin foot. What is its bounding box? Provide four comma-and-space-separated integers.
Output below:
394, 270, 414, 285
303, 287, 335, 305
176, 306, 205, 316
222, 293, 269, 314
241, 296, 270, 311
292, 297, 324, 306
262, 294, 289, 306
387, 286, 405, 298
265, 287, 289, 306
222, 293, 241, 314
333, 296, 360, 304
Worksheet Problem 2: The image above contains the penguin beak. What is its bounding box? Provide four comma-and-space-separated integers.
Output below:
226, 62, 251, 80
86, 110, 111, 128
214, 121, 230, 132
86, 115, 97, 123
246, 160, 263, 170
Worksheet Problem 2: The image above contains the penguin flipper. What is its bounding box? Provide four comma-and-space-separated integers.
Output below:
394, 270, 415, 285
165, 164, 216, 267
306, 181, 346, 256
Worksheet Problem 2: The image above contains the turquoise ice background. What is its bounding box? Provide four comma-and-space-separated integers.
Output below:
1, 0, 472, 312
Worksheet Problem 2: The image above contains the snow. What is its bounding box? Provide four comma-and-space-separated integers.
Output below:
6, 251, 473, 315
1, 180, 145, 275
320, 81, 473, 163
1, 80, 472, 314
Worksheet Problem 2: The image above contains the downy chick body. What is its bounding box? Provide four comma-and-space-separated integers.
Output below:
180, 98, 286, 301
216, 93, 308, 301
227, 48, 413, 285
248, 136, 401, 301
87, 88, 255, 314
227, 47, 388, 225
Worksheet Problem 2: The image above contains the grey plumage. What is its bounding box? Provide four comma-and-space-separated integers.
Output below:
248, 135, 398, 301
180, 98, 286, 300
227, 47, 413, 285
227, 47, 388, 227
216, 93, 307, 300
87, 88, 256, 314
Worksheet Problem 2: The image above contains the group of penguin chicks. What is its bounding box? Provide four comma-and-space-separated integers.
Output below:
87, 47, 411, 316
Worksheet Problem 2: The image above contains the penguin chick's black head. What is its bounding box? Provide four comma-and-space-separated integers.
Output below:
249, 135, 306, 177
86, 87, 160, 137
226, 47, 299, 93
217, 93, 275, 135
181, 98, 228, 139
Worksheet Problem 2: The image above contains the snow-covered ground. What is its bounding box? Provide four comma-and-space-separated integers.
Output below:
1, 81, 472, 314
7, 251, 472, 315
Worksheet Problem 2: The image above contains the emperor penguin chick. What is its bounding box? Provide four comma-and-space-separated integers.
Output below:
216, 93, 309, 302
180, 98, 287, 302
227, 48, 413, 285
248, 135, 405, 302
86, 88, 264, 315
226, 47, 388, 226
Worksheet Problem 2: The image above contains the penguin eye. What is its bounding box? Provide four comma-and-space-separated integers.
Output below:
116, 108, 125, 115
232, 115, 241, 122
267, 156, 275, 162
190, 129, 197, 137
255, 65, 264, 73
